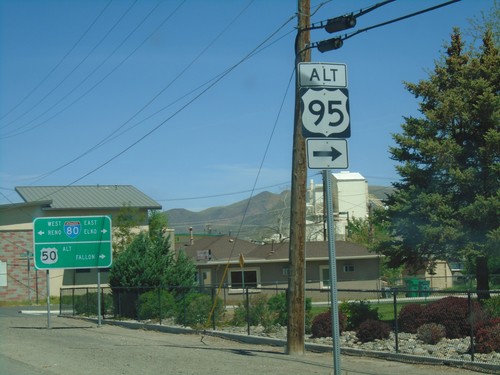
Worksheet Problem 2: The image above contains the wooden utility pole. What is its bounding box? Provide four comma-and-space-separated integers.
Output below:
287, 0, 310, 356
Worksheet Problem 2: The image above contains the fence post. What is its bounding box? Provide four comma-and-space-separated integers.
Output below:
158, 287, 162, 326
246, 286, 250, 335
468, 290, 475, 362
86, 288, 90, 317
392, 288, 399, 353
210, 286, 216, 331
72, 289, 75, 316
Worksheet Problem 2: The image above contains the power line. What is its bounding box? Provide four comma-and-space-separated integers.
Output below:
9, 0, 255, 185
0, 0, 167, 139
0, 0, 113, 125
156, 181, 289, 202
63, 15, 295, 188
343, 0, 462, 42
0, 13, 296, 218
0, 0, 139, 132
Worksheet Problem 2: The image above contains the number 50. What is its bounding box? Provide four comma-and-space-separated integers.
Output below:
40, 248, 58, 264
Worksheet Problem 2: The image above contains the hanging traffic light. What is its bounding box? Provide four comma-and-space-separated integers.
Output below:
325, 14, 356, 33
317, 37, 343, 53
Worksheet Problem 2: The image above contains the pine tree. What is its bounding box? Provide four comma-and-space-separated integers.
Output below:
377, 27, 499, 296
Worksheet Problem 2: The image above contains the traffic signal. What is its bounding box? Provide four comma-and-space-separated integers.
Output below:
317, 37, 343, 53
325, 14, 356, 33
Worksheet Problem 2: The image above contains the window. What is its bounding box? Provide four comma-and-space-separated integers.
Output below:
343, 264, 355, 273
229, 268, 260, 289
320, 266, 330, 289
0, 261, 7, 287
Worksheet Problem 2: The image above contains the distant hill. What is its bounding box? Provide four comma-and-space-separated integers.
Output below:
165, 186, 393, 240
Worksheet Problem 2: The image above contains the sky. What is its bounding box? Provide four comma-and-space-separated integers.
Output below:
0, 0, 494, 212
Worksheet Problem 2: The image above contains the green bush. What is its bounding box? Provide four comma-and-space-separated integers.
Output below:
137, 289, 175, 320
231, 294, 272, 328
268, 293, 287, 326
483, 296, 500, 318
339, 300, 379, 330
356, 319, 391, 343
267, 292, 313, 330
416, 323, 446, 344
232, 292, 312, 333
74, 292, 112, 316
175, 293, 223, 328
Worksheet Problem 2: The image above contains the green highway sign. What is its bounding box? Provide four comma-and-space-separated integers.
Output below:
33, 216, 112, 270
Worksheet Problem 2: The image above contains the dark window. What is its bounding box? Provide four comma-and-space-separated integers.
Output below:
230, 270, 258, 288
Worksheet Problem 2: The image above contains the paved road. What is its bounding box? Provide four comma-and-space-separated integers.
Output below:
0, 307, 489, 375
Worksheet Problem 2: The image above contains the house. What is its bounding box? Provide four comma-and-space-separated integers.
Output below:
178, 235, 382, 302
401, 260, 467, 290
0, 185, 162, 302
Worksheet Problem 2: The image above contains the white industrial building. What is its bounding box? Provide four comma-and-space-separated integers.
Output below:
306, 171, 369, 241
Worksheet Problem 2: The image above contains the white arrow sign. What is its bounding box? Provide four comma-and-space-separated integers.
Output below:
306, 138, 348, 169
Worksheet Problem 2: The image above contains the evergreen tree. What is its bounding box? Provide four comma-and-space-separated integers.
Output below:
109, 211, 196, 290
377, 27, 499, 295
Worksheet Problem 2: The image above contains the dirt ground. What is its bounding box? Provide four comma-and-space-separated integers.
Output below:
0, 307, 494, 375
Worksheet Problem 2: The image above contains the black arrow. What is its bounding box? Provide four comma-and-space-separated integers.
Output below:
313, 147, 342, 161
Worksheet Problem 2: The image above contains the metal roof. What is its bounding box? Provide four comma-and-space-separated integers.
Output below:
15, 185, 161, 210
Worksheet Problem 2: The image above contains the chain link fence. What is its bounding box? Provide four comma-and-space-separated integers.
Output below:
60, 285, 500, 370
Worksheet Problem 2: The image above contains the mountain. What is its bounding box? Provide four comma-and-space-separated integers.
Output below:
165, 186, 393, 240
165, 190, 290, 239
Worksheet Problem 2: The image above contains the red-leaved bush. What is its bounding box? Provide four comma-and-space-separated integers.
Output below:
356, 319, 391, 343
310, 310, 347, 338
475, 318, 500, 354
398, 303, 427, 333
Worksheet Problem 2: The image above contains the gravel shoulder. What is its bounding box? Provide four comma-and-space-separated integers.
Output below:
0, 307, 493, 375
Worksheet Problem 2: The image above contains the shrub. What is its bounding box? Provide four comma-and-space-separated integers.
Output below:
74, 292, 113, 316
425, 296, 483, 339
232, 294, 271, 326
416, 323, 446, 344
475, 318, 500, 354
356, 319, 391, 343
268, 293, 287, 326
137, 289, 175, 320
310, 310, 347, 338
175, 293, 223, 328
482, 296, 500, 318
231, 293, 276, 332
304, 297, 313, 334
339, 300, 379, 330
398, 303, 427, 333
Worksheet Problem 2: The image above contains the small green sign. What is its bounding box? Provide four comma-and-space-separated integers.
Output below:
33, 216, 112, 270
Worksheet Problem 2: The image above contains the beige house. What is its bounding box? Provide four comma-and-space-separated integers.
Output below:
0, 185, 161, 301
177, 234, 382, 303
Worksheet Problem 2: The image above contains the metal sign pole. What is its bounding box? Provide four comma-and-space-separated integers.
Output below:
97, 270, 102, 327
324, 169, 341, 374
46, 270, 51, 329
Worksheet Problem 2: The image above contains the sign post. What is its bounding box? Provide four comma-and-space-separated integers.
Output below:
299, 62, 351, 374
33, 216, 112, 328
